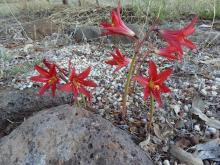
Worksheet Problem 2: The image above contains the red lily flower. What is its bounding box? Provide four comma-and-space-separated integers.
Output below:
60, 66, 97, 100
155, 43, 183, 61
159, 16, 198, 50
133, 61, 172, 106
30, 63, 60, 96
100, 0, 136, 38
105, 48, 131, 73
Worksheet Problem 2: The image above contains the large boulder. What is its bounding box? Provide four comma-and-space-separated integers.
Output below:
0, 105, 153, 165
0, 87, 71, 134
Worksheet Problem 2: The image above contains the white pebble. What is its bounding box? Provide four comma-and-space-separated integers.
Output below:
215, 78, 220, 82
201, 89, 207, 96
207, 127, 217, 134
171, 104, 181, 115
163, 160, 170, 165
211, 91, 217, 96
157, 161, 162, 165
212, 86, 217, 90
194, 124, 200, 132
184, 105, 189, 112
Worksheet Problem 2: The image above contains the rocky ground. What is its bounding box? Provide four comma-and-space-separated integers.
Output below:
0, 5, 220, 165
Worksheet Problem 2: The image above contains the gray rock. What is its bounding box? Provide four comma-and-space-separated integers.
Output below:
0, 105, 153, 165
67, 24, 145, 44
0, 87, 71, 133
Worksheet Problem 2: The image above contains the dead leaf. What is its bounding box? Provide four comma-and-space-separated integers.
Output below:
5, 43, 19, 49
192, 96, 220, 129
153, 124, 162, 139
192, 138, 220, 161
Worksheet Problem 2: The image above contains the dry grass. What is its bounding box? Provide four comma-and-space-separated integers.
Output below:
129, 0, 220, 20
0, 0, 52, 16
0, 0, 219, 20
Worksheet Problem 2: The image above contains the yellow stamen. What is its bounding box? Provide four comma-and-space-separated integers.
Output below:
72, 79, 80, 88
154, 85, 160, 90
48, 76, 57, 85
149, 81, 160, 90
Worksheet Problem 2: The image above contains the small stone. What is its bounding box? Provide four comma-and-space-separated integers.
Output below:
118, 97, 122, 102
98, 109, 105, 116
206, 110, 212, 116
207, 127, 217, 134
215, 78, 220, 82
201, 89, 207, 95
194, 124, 200, 132
157, 161, 162, 165
212, 86, 217, 90
184, 105, 189, 112
23, 44, 34, 53
126, 102, 130, 106
211, 91, 217, 96
193, 84, 199, 88
171, 104, 181, 115
129, 118, 134, 122
163, 160, 170, 165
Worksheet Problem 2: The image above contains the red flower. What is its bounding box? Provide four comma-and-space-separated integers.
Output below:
160, 16, 198, 50
60, 66, 97, 100
133, 61, 172, 106
155, 43, 182, 61
100, 0, 136, 38
30, 62, 60, 96
105, 48, 130, 73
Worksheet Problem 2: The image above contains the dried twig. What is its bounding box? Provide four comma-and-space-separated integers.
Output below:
170, 145, 203, 165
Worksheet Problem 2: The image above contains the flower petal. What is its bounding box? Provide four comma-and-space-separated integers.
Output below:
152, 90, 162, 107
133, 75, 149, 87
60, 83, 72, 92
49, 64, 56, 75
69, 68, 76, 81
51, 84, 56, 96
105, 59, 117, 65
182, 39, 196, 49
82, 80, 97, 87
34, 65, 49, 76
160, 83, 171, 93
30, 76, 48, 82
79, 86, 91, 98
156, 47, 178, 60
78, 66, 91, 80
112, 10, 120, 26
156, 68, 172, 84
115, 48, 124, 58
143, 87, 150, 100
43, 59, 53, 69
72, 85, 78, 97
183, 16, 198, 36
39, 83, 50, 95
148, 61, 157, 80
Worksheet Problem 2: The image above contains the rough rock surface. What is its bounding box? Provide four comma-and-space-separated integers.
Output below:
0, 104, 153, 165
69, 24, 145, 43
0, 87, 71, 132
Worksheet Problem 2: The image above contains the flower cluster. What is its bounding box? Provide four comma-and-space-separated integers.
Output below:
31, 60, 97, 101
30, 0, 197, 127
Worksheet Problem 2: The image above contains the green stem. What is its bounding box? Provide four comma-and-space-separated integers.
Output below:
81, 94, 87, 107
148, 92, 154, 129
121, 54, 137, 117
